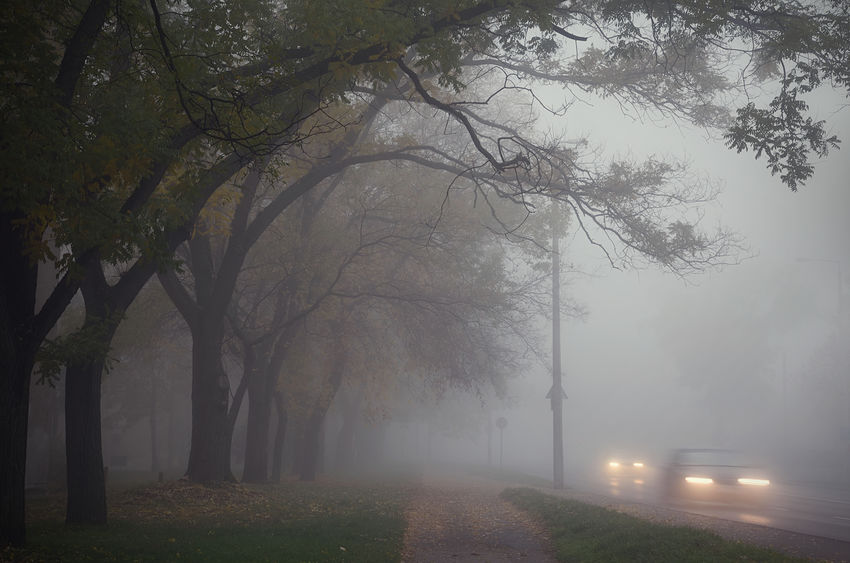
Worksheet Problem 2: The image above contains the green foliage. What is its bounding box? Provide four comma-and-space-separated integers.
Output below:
726, 90, 840, 191
502, 487, 806, 562
3, 0, 846, 282
578, 0, 849, 190
35, 310, 124, 386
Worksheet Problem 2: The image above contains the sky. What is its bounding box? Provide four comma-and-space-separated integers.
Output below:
484, 84, 850, 485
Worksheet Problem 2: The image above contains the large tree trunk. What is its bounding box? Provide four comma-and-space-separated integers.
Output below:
241, 319, 295, 483
0, 212, 39, 546
334, 386, 363, 472
242, 367, 272, 483
0, 356, 34, 547
297, 410, 325, 482
242, 333, 291, 483
270, 392, 287, 482
46, 384, 66, 488
298, 359, 345, 481
63, 263, 128, 525
185, 322, 234, 482
335, 415, 356, 472
149, 375, 159, 473
355, 420, 387, 470
64, 358, 107, 524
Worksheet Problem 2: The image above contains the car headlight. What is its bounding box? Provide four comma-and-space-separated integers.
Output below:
684, 476, 713, 485
608, 461, 620, 468
632, 462, 644, 468
737, 478, 770, 486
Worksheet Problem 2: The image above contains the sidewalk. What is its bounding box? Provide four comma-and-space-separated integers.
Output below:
401, 471, 555, 562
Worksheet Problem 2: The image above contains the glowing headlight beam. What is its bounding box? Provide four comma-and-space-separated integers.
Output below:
738, 478, 770, 486
685, 476, 713, 485
608, 461, 620, 468
632, 462, 644, 468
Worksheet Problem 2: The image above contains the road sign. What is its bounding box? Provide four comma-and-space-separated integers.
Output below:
545, 384, 568, 400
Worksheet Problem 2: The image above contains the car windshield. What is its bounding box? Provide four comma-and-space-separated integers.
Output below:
677, 450, 751, 467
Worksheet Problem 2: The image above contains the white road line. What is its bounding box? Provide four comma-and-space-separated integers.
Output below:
833, 515, 850, 521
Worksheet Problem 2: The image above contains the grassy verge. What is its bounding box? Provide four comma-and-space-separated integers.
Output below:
501, 487, 806, 562
3, 479, 412, 562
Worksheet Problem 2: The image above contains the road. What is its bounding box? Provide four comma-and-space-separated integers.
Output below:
585, 472, 850, 543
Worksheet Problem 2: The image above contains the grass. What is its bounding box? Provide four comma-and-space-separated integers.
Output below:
501, 487, 807, 563
5, 475, 812, 562
3, 479, 413, 562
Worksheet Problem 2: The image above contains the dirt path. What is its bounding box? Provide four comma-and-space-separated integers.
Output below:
401, 472, 556, 562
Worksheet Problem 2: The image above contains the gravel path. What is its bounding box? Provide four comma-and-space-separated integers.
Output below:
537, 486, 850, 562
401, 473, 556, 562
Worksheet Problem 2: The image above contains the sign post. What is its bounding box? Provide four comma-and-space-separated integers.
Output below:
496, 417, 507, 470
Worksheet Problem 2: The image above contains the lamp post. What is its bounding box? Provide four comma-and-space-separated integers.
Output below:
550, 207, 565, 489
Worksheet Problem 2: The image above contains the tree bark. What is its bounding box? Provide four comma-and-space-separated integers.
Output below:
62, 260, 130, 525
46, 384, 66, 488
297, 352, 345, 481
334, 386, 363, 472
242, 370, 271, 482
241, 323, 293, 483
270, 392, 287, 482
335, 414, 356, 472
0, 354, 34, 547
297, 410, 325, 482
64, 358, 107, 524
185, 321, 234, 482
0, 211, 39, 546
241, 341, 269, 483
149, 375, 159, 473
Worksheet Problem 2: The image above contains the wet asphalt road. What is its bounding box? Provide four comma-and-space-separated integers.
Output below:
558, 473, 850, 561
591, 474, 850, 543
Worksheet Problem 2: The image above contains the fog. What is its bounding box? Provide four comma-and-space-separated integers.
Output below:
25, 67, 849, 512
307, 87, 850, 492
412, 87, 850, 490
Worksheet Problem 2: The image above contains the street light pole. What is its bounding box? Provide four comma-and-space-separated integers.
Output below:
551, 208, 565, 489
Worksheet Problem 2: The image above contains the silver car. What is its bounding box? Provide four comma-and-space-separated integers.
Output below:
661, 448, 771, 506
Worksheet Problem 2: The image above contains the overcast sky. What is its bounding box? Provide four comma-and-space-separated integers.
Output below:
489, 85, 850, 480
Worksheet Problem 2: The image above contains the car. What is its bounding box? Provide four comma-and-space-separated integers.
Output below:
661, 448, 771, 506
604, 454, 648, 479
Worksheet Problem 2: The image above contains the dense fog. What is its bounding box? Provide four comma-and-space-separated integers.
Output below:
22, 48, 849, 514
417, 89, 850, 490
9, 3, 850, 558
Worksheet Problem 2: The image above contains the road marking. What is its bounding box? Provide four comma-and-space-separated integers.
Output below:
833, 515, 850, 521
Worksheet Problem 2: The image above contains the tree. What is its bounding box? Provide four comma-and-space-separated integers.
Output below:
103, 281, 190, 475
5, 1, 561, 537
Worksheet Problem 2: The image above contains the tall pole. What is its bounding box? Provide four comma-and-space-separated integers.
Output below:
551, 209, 565, 489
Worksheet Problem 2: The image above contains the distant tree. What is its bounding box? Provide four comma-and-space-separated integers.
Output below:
104, 281, 189, 474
